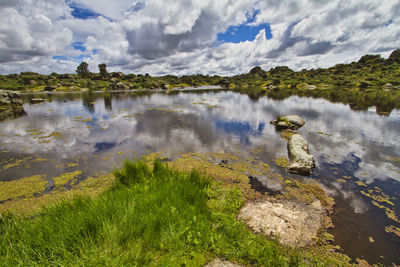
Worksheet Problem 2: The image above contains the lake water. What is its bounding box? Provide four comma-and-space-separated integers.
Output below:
1, 89, 399, 265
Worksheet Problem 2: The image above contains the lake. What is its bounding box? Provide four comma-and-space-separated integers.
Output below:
0, 89, 399, 265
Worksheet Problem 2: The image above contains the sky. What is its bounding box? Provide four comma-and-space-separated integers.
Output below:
0, 0, 399, 76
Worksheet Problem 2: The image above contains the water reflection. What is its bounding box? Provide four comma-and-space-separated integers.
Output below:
0, 90, 400, 264
0, 107, 26, 122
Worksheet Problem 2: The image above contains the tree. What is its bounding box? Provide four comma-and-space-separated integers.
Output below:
98, 63, 108, 79
76, 62, 89, 77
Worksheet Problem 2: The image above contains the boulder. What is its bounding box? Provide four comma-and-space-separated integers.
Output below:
287, 134, 315, 175
383, 83, 393, 91
44, 86, 57, 91
239, 199, 323, 247
116, 82, 130, 90
296, 83, 317, 90
0, 90, 23, 107
270, 115, 305, 130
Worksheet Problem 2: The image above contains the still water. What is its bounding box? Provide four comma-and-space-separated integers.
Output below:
0, 89, 399, 264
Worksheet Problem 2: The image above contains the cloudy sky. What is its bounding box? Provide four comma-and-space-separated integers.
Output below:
0, 0, 399, 75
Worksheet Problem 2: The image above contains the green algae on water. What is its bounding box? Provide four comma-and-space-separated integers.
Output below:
0, 175, 47, 201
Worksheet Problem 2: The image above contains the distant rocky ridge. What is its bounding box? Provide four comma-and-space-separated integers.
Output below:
0, 49, 398, 93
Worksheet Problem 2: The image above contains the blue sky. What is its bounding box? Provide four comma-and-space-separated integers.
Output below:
217, 23, 272, 43
217, 10, 273, 43
68, 2, 101, 19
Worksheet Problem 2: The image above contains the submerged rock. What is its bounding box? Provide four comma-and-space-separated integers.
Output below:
0, 89, 23, 107
287, 134, 315, 175
270, 115, 305, 130
239, 199, 323, 247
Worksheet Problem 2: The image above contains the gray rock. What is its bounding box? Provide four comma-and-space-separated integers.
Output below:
287, 134, 315, 175
285, 115, 305, 127
239, 199, 323, 247
383, 83, 393, 91
270, 115, 305, 130
0, 90, 23, 106
116, 82, 130, 90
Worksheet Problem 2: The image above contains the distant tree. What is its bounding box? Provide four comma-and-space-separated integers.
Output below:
76, 62, 89, 77
98, 63, 108, 79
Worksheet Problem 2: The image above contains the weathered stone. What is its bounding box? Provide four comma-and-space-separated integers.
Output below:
116, 82, 130, 90
296, 83, 317, 90
270, 115, 305, 130
383, 83, 393, 91
239, 199, 323, 247
285, 115, 305, 127
287, 134, 315, 175
0, 90, 23, 107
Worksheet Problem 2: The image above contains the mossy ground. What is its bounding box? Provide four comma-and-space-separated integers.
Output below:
0, 153, 353, 266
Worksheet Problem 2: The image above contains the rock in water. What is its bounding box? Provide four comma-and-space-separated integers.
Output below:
287, 134, 315, 175
383, 83, 393, 91
30, 98, 45, 104
0, 90, 23, 107
270, 115, 305, 130
285, 115, 305, 127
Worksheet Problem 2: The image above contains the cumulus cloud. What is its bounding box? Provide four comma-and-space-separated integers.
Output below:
0, 0, 399, 74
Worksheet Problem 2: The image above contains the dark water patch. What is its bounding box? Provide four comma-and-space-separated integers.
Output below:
248, 175, 281, 196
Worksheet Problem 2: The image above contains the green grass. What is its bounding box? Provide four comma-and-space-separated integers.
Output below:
0, 159, 300, 266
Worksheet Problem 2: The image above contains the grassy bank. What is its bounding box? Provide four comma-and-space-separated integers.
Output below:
0, 159, 302, 266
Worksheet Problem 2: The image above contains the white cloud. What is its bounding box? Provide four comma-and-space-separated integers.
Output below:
0, 0, 399, 75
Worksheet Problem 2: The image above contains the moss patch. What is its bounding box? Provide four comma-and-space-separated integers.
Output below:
0, 175, 47, 201
53, 170, 83, 189
275, 156, 289, 168
385, 225, 400, 238
0, 173, 114, 216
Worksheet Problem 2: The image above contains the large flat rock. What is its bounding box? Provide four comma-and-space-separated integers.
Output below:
239, 199, 323, 247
